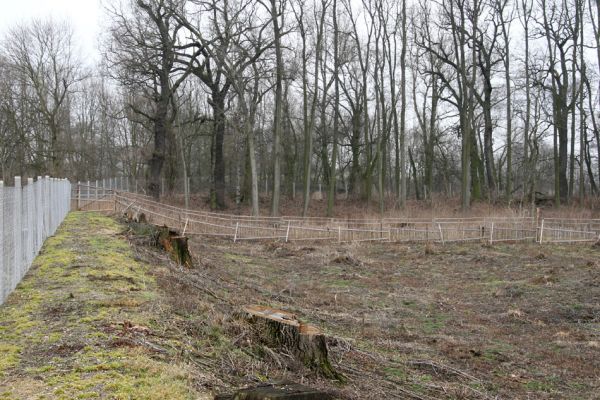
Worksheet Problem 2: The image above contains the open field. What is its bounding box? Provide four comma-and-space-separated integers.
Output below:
1, 212, 599, 399
182, 236, 600, 399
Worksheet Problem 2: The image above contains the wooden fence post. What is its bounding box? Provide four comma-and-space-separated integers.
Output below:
539, 219, 544, 244
233, 222, 239, 243
285, 221, 290, 242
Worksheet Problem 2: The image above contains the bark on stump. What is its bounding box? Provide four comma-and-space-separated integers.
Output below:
157, 226, 193, 268
214, 382, 330, 400
243, 305, 343, 381
123, 209, 146, 224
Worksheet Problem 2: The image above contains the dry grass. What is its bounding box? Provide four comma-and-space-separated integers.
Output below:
178, 236, 599, 399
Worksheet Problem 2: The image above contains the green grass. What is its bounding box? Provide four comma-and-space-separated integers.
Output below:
0, 212, 203, 399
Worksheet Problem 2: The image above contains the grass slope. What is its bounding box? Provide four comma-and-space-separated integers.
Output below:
0, 212, 208, 400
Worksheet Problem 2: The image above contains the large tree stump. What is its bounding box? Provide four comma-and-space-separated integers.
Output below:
123, 209, 146, 224
157, 226, 193, 268
243, 305, 343, 381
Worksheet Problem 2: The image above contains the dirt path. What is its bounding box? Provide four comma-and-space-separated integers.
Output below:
0, 212, 210, 400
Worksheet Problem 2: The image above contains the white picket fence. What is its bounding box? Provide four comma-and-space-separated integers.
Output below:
0, 176, 71, 305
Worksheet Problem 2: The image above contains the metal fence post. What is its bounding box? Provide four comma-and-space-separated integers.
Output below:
36, 177, 42, 252
44, 176, 50, 238
26, 178, 34, 270
0, 180, 4, 303
13, 177, 21, 292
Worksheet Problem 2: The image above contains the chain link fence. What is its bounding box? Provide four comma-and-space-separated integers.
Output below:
0, 176, 71, 305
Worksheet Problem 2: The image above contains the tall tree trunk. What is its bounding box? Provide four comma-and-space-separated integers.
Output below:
503, 19, 512, 201
521, 0, 534, 211
248, 129, 259, 216
568, 5, 579, 200
408, 147, 421, 200
426, 78, 439, 201
148, 94, 169, 199
399, 0, 408, 207
270, 0, 283, 216
212, 91, 227, 209
327, 0, 339, 217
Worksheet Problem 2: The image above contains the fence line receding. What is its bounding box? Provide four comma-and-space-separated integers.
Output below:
72, 182, 600, 246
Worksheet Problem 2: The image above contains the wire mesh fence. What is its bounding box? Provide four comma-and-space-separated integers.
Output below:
0, 177, 71, 305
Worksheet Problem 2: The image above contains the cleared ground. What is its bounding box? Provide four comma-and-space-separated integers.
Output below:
1, 212, 598, 399
185, 236, 600, 399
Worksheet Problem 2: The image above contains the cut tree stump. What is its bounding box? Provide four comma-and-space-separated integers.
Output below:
157, 226, 193, 268
243, 305, 343, 381
123, 209, 146, 224
214, 382, 331, 400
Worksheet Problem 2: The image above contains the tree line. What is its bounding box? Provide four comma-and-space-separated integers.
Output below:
0, 0, 599, 216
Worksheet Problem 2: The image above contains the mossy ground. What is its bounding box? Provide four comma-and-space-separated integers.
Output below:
0, 212, 210, 400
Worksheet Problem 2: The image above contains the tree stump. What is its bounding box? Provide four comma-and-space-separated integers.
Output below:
123, 209, 146, 224
157, 226, 193, 268
243, 305, 343, 381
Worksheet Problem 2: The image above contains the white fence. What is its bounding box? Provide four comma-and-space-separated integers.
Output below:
0, 176, 71, 305
70, 182, 600, 246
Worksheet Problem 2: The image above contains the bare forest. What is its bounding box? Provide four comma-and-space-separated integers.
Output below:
1, 0, 600, 216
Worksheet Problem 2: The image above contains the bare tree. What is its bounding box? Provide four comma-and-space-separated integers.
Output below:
105, 0, 190, 199
3, 18, 83, 176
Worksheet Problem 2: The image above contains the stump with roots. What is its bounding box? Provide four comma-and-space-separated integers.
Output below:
123, 208, 147, 224
243, 305, 344, 381
123, 213, 193, 267
157, 226, 193, 268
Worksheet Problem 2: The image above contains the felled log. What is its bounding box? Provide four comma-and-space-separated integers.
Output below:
214, 382, 331, 400
157, 226, 193, 268
243, 305, 343, 381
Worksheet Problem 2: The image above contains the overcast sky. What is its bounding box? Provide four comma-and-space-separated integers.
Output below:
0, 0, 103, 64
